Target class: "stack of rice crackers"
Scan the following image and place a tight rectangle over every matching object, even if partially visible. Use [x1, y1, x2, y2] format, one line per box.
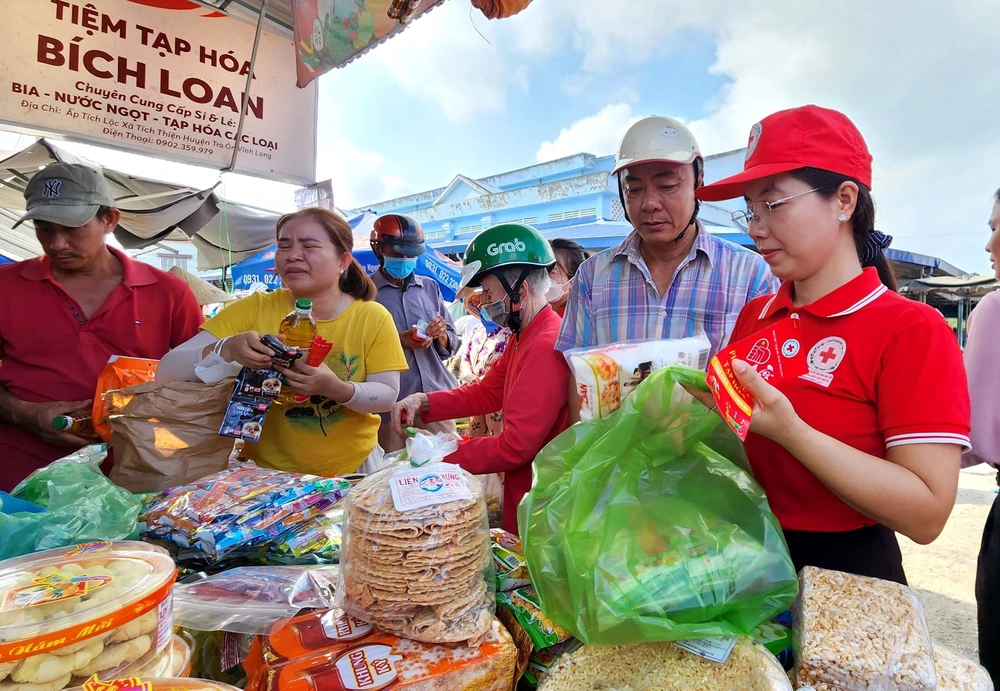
[342, 472, 494, 645]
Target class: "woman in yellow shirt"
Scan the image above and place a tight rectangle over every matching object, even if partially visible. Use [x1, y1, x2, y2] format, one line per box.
[157, 208, 407, 476]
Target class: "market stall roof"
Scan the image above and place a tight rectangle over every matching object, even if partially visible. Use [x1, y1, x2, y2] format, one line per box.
[900, 274, 999, 300]
[0, 138, 281, 269]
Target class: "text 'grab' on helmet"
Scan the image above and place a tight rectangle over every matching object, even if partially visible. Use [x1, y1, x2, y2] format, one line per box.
[613, 115, 704, 230]
[370, 213, 426, 257]
[458, 223, 555, 292]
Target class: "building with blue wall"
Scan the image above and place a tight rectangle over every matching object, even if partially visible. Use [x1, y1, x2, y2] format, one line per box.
[348, 149, 962, 280]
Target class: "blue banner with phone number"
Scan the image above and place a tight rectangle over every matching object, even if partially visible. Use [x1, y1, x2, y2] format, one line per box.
[230, 247, 462, 302]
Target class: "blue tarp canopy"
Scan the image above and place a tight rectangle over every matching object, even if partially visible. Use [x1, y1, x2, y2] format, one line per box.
[230, 211, 463, 301]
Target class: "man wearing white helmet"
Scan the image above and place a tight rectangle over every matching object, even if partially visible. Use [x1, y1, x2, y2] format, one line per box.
[557, 116, 778, 411]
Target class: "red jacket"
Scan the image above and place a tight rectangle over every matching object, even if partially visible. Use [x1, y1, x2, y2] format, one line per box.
[424, 306, 569, 535]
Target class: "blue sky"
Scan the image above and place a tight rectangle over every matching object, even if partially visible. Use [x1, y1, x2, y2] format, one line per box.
[4, 0, 998, 275]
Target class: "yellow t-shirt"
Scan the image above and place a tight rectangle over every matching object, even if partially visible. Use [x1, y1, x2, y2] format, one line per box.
[203, 290, 407, 476]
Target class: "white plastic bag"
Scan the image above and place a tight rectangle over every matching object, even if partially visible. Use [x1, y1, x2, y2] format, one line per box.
[566, 337, 710, 421]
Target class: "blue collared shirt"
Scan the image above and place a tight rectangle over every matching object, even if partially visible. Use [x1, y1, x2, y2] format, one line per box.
[372, 270, 458, 399]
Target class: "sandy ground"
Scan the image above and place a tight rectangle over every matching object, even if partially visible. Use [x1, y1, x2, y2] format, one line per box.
[898, 465, 996, 659]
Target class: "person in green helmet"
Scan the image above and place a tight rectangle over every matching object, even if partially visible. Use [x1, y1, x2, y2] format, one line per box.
[392, 223, 570, 535]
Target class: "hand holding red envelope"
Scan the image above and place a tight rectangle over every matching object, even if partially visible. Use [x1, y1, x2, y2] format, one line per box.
[706, 318, 808, 440]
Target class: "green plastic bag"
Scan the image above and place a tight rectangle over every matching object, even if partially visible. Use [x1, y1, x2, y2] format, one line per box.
[0, 444, 141, 559]
[518, 364, 798, 645]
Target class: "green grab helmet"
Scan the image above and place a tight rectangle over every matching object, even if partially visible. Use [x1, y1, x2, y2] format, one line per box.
[459, 223, 556, 291]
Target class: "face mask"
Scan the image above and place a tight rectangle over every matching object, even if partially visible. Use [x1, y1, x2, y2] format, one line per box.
[545, 281, 569, 304]
[480, 299, 509, 330]
[383, 256, 417, 279]
[478, 308, 502, 335]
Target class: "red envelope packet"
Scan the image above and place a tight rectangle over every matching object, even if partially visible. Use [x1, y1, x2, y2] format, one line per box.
[706, 317, 807, 440]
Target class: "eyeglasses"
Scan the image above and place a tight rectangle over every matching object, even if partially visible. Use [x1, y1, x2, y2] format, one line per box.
[732, 188, 819, 233]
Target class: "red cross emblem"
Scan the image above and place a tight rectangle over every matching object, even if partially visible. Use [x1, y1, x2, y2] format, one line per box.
[819, 347, 837, 364]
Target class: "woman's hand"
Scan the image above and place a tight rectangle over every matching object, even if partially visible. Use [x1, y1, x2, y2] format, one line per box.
[684, 359, 804, 445]
[392, 393, 429, 436]
[274, 360, 354, 402]
[219, 331, 275, 369]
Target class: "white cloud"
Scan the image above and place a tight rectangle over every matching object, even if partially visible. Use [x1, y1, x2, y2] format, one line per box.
[536, 103, 639, 163]
[525, 0, 1000, 274]
[367, 0, 528, 123]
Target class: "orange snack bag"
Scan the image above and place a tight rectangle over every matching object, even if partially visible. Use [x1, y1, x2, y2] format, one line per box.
[92, 356, 159, 441]
[245, 609, 517, 691]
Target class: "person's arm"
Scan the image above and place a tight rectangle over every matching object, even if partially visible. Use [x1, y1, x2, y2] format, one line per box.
[965, 293, 1000, 467]
[557, 259, 595, 425]
[432, 287, 458, 359]
[155, 331, 219, 382]
[688, 315, 969, 545]
[0, 386, 93, 447]
[446, 347, 569, 475]
[425, 348, 509, 421]
[342, 371, 399, 414]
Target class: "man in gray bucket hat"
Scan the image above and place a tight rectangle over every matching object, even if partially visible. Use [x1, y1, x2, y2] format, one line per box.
[0, 163, 203, 488]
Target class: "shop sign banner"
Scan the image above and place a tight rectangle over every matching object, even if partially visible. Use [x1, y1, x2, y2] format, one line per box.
[0, 0, 318, 184]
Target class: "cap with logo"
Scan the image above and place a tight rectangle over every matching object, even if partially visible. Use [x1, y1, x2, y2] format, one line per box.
[697, 105, 873, 202]
[613, 115, 701, 175]
[459, 223, 555, 291]
[13, 162, 117, 229]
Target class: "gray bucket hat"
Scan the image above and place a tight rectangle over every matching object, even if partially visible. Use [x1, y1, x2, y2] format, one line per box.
[14, 162, 116, 229]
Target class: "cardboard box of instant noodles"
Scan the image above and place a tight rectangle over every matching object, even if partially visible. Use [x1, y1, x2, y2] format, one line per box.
[244, 608, 517, 691]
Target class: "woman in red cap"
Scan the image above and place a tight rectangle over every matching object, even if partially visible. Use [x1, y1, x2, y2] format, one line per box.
[692, 105, 970, 583]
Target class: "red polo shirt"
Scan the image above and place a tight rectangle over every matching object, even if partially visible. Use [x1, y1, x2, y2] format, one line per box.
[423, 306, 570, 535]
[730, 268, 970, 533]
[0, 247, 203, 490]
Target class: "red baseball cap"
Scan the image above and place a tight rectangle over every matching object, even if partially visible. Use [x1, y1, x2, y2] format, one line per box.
[696, 105, 873, 202]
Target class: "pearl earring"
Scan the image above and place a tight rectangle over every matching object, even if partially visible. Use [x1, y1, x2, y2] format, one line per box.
[838, 214, 848, 222]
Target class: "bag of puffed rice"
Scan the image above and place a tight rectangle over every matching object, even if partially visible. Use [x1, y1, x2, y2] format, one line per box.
[934, 643, 994, 691]
[537, 638, 792, 690]
[794, 566, 936, 691]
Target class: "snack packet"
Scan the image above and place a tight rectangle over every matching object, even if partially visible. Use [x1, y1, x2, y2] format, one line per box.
[566, 337, 710, 422]
[496, 586, 572, 651]
[490, 529, 530, 592]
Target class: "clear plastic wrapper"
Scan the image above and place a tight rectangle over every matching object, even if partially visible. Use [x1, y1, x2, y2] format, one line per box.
[794, 566, 936, 691]
[245, 610, 517, 691]
[490, 529, 530, 592]
[263, 506, 344, 565]
[338, 454, 495, 645]
[934, 643, 994, 691]
[1, 445, 141, 560]
[496, 586, 571, 651]
[565, 336, 710, 421]
[139, 466, 351, 565]
[520, 365, 797, 645]
[117, 633, 195, 679]
[66, 679, 241, 691]
[538, 638, 792, 690]
[0, 541, 177, 691]
[173, 567, 338, 634]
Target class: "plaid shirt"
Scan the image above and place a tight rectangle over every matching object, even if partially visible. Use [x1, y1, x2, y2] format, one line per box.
[556, 224, 779, 357]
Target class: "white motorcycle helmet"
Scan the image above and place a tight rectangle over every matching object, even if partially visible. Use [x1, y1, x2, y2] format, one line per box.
[613, 116, 704, 232]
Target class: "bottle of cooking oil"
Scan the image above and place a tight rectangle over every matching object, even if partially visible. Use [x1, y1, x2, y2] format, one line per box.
[276, 298, 318, 405]
[52, 415, 97, 438]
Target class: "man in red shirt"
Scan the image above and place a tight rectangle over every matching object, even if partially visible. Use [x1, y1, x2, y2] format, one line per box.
[0, 163, 203, 489]
[392, 223, 570, 535]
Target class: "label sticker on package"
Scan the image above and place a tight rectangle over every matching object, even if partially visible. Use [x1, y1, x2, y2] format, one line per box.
[706, 317, 807, 440]
[2, 574, 113, 611]
[675, 636, 738, 664]
[390, 463, 473, 511]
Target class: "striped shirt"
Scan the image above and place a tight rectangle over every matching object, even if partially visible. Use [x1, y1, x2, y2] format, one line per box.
[556, 224, 779, 357]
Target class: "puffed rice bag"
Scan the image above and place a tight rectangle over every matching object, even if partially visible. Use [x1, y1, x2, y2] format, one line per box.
[934, 643, 994, 691]
[794, 566, 936, 691]
[537, 638, 792, 690]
